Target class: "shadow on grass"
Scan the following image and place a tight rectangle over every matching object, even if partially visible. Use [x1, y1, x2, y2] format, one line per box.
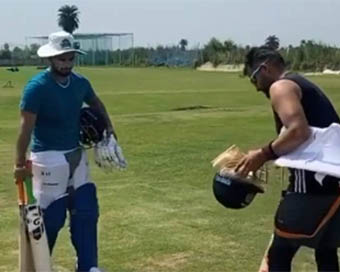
[172, 105, 212, 111]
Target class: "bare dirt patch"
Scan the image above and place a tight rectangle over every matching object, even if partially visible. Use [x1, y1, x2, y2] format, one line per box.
[144, 252, 192, 271]
[197, 62, 244, 72]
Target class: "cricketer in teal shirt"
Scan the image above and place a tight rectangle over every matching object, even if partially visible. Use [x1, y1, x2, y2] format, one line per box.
[20, 69, 95, 152]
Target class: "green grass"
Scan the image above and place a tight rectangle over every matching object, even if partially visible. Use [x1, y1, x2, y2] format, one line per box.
[1, 67, 340, 271]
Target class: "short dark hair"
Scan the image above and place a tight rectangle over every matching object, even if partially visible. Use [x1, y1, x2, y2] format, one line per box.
[243, 46, 285, 76]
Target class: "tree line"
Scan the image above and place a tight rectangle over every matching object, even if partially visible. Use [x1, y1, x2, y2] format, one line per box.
[2, 4, 340, 71]
[2, 35, 340, 71]
[199, 35, 340, 71]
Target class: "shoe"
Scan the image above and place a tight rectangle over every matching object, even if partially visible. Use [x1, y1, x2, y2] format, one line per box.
[89, 267, 104, 272]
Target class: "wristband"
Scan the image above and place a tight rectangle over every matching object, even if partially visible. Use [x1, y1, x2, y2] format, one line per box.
[261, 141, 279, 160]
[14, 166, 25, 171]
[269, 141, 279, 159]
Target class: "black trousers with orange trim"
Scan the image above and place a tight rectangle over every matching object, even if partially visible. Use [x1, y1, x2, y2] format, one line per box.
[267, 234, 339, 272]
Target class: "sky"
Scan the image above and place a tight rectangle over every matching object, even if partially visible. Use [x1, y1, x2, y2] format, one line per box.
[1, 0, 340, 49]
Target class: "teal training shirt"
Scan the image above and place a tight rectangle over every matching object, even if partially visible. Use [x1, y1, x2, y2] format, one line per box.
[20, 69, 96, 152]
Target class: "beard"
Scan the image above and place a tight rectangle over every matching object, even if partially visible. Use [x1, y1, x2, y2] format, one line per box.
[52, 67, 72, 77]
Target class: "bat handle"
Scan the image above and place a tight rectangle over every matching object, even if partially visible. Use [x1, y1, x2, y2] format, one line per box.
[16, 160, 33, 204]
[16, 178, 26, 204]
[24, 160, 36, 204]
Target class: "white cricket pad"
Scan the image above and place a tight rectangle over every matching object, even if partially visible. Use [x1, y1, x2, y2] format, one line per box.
[30, 149, 93, 209]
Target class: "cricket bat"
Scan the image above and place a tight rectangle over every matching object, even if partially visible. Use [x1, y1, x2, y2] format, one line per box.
[17, 160, 52, 272]
[17, 176, 35, 272]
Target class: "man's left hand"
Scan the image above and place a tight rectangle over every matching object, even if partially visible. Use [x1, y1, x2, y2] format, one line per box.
[235, 149, 267, 177]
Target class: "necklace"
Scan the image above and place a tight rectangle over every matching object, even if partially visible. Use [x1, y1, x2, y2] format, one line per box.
[279, 71, 290, 79]
[55, 76, 70, 88]
[47, 68, 71, 88]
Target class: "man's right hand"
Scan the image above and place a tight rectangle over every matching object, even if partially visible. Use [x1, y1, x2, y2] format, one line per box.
[13, 165, 32, 182]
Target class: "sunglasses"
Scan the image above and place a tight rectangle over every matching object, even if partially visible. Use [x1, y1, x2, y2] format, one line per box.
[249, 60, 268, 84]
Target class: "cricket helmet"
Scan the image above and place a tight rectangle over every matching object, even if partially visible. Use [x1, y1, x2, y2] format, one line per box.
[79, 107, 106, 147]
[212, 172, 264, 209]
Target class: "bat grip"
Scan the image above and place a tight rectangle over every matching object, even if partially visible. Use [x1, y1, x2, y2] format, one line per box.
[24, 160, 36, 204]
[16, 160, 32, 204]
[16, 178, 25, 204]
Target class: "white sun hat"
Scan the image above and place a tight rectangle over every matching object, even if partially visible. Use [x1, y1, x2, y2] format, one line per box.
[37, 31, 85, 58]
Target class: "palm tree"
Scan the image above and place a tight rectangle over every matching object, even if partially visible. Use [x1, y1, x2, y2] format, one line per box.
[265, 35, 280, 50]
[58, 5, 80, 34]
[179, 39, 188, 51]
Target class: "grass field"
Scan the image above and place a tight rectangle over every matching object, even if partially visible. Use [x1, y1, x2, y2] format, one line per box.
[1, 67, 340, 271]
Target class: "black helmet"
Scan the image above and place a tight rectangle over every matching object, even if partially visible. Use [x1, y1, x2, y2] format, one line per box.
[212, 172, 264, 209]
[79, 107, 106, 147]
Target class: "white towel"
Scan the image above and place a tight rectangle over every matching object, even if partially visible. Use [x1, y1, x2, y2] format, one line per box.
[275, 123, 340, 179]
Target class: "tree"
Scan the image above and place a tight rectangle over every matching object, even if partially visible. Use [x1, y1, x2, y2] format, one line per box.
[223, 39, 236, 52]
[202, 38, 226, 66]
[0, 43, 11, 59]
[4, 43, 10, 51]
[223, 39, 237, 63]
[265, 35, 280, 50]
[179, 39, 188, 51]
[58, 5, 80, 34]
[12, 46, 24, 59]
